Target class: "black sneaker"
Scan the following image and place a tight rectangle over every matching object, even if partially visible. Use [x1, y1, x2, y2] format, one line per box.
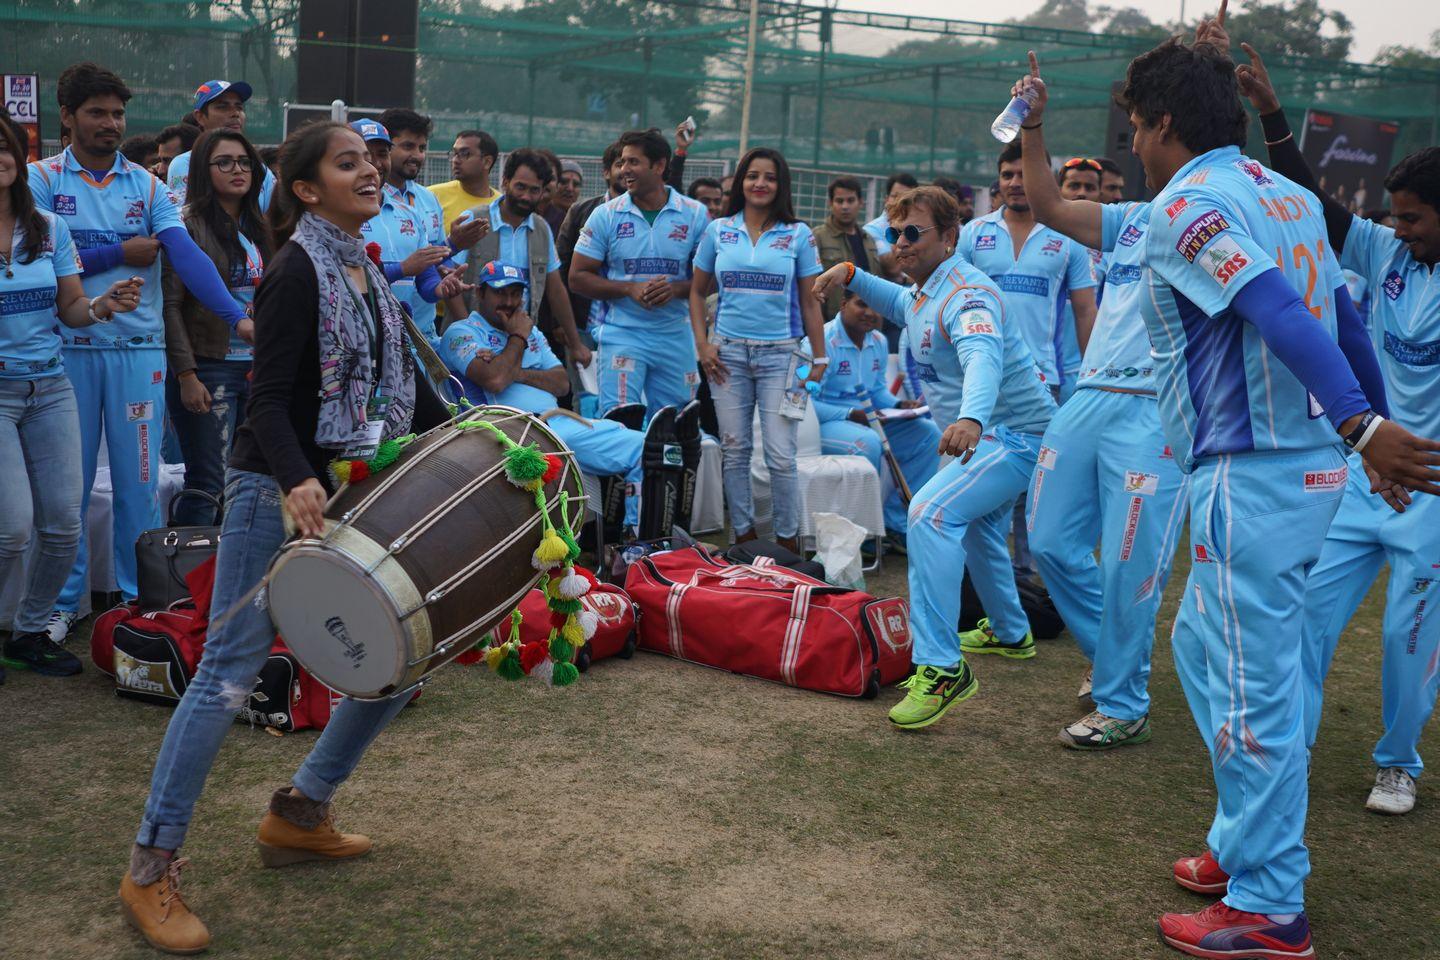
[1, 631, 83, 677]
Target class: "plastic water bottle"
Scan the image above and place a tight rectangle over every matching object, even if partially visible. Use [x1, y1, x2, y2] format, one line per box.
[991, 88, 1038, 143]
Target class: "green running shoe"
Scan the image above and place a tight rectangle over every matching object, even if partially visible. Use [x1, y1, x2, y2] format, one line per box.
[958, 617, 1036, 659]
[1059, 710, 1151, 750]
[887, 662, 978, 730]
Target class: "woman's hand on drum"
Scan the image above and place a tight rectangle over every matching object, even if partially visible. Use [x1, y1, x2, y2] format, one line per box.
[287, 477, 328, 539]
[698, 341, 728, 386]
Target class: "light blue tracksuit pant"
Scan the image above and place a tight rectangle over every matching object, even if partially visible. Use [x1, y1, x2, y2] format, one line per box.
[59, 348, 167, 608]
[548, 416, 644, 529]
[908, 424, 1040, 669]
[1301, 457, 1440, 779]
[1171, 446, 1347, 916]
[1028, 389, 1189, 720]
[820, 416, 941, 534]
[594, 323, 698, 417]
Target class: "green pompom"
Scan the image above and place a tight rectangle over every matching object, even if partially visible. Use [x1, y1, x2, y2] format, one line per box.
[552, 661, 580, 687]
[548, 597, 582, 616]
[503, 443, 549, 486]
[369, 434, 415, 473]
[549, 635, 575, 663]
[497, 648, 525, 681]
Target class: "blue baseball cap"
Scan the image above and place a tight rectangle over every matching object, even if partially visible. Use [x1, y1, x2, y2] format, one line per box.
[193, 79, 253, 111]
[477, 261, 526, 289]
[349, 119, 391, 144]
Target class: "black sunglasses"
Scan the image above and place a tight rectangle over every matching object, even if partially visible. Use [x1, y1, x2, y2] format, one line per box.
[884, 224, 936, 245]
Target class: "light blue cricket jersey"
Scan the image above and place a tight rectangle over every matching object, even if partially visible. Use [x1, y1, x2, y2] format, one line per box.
[958, 208, 1096, 385]
[28, 147, 183, 348]
[1076, 201, 1158, 394]
[0, 211, 81, 379]
[452, 197, 561, 314]
[361, 188, 430, 315]
[848, 251, 1055, 435]
[1341, 214, 1440, 440]
[803, 316, 898, 423]
[1144, 146, 1348, 472]
[221, 230, 263, 361]
[863, 212, 892, 255]
[575, 186, 708, 331]
[1056, 244, 1106, 388]
[383, 179, 448, 337]
[694, 214, 822, 341]
[166, 150, 276, 213]
[440, 313, 561, 412]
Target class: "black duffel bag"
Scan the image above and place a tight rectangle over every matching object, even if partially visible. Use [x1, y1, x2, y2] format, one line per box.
[135, 490, 222, 612]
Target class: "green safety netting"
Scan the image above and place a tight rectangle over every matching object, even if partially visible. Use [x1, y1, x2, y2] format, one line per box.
[5, 0, 1438, 185]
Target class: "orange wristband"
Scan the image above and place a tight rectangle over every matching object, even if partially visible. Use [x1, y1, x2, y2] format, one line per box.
[844, 261, 856, 285]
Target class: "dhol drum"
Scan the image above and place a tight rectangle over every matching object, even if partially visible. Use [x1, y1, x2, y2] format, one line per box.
[267, 406, 585, 699]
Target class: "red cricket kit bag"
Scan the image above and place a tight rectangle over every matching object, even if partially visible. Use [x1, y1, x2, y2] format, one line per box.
[456, 573, 639, 670]
[625, 546, 912, 698]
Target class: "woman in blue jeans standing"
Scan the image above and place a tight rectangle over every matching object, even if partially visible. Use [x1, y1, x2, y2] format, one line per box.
[118, 121, 451, 954]
[689, 148, 825, 551]
[163, 129, 273, 526]
[0, 113, 142, 683]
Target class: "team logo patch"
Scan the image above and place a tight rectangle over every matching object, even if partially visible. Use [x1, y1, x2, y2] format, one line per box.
[1193, 544, 1212, 563]
[1123, 470, 1159, 495]
[1234, 157, 1274, 186]
[975, 235, 997, 251]
[771, 234, 793, 251]
[719, 230, 740, 244]
[1161, 445, 1174, 460]
[1037, 446, 1058, 470]
[1088, 248, 1103, 265]
[962, 312, 996, 336]
[1412, 578, 1435, 596]
[836, 359, 851, 375]
[1117, 224, 1143, 247]
[151, 370, 163, 384]
[616, 221, 634, 238]
[54, 194, 77, 216]
[1304, 467, 1347, 492]
[1383, 271, 1405, 301]
[124, 199, 145, 222]
[1165, 197, 1189, 221]
[919, 326, 933, 351]
[668, 223, 689, 243]
[610, 354, 636, 372]
[1175, 211, 1230, 263]
[126, 401, 153, 422]
[1201, 236, 1250, 287]
[1041, 237, 1063, 254]
[399, 219, 416, 236]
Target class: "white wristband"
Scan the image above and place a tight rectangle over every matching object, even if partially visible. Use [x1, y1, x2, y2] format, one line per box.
[1353, 413, 1385, 454]
[811, 357, 830, 366]
[88, 299, 112, 324]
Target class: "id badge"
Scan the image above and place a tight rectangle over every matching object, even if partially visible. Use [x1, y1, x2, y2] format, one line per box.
[344, 396, 390, 460]
[779, 386, 809, 420]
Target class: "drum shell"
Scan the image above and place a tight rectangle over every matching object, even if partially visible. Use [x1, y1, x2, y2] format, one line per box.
[270, 408, 583, 697]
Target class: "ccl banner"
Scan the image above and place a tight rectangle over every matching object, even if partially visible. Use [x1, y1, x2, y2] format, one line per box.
[3, 74, 42, 162]
[1300, 109, 1399, 214]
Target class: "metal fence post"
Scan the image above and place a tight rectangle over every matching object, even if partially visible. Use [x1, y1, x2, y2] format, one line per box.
[526, 62, 537, 145]
[640, 37, 653, 128]
[812, 8, 831, 166]
[929, 67, 940, 177]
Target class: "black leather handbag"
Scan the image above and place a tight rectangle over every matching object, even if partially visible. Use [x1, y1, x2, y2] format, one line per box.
[135, 490, 222, 612]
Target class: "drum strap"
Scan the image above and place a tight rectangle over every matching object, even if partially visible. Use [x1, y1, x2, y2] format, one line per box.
[402, 310, 456, 401]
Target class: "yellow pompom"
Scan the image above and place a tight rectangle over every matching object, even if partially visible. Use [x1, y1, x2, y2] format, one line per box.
[532, 529, 570, 569]
[331, 461, 352, 485]
[561, 616, 585, 647]
[484, 645, 507, 671]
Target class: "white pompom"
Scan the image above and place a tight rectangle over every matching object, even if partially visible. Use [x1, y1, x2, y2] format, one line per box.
[556, 570, 590, 599]
[532, 659, 555, 685]
[577, 609, 599, 640]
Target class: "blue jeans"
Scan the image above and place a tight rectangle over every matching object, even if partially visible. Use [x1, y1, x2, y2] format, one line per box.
[711, 336, 801, 540]
[0, 376, 84, 634]
[136, 469, 413, 851]
[166, 359, 251, 526]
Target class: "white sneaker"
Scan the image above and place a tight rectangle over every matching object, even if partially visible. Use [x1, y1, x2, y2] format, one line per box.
[1366, 767, 1417, 815]
[44, 610, 78, 645]
[1077, 667, 1093, 699]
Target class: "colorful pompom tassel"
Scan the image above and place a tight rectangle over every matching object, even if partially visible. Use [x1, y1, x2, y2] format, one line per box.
[541, 453, 564, 484]
[497, 647, 525, 681]
[561, 617, 585, 648]
[484, 645, 508, 672]
[577, 609, 599, 640]
[551, 661, 580, 687]
[532, 529, 570, 570]
[555, 568, 590, 600]
[548, 634, 575, 664]
[519, 641, 549, 674]
[531, 659, 554, 685]
[503, 443, 550, 490]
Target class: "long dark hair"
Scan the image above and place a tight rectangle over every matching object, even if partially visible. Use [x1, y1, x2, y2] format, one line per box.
[185, 129, 273, 264]
[0, 113, 49, 264]
[723, 147, 798, 223]
[271, 121, 349, 248]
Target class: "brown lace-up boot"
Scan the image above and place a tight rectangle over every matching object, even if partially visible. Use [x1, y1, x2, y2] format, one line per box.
[119, 850, 211, 955]
[255, 786, 372, 868]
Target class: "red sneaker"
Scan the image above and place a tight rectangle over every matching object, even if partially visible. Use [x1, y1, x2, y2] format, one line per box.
[1173, 849, 1230, 895]
[1158, 901, 1314, 958]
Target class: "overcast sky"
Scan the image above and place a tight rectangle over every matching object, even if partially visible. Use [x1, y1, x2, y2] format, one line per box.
[835, 0, 1438, 62]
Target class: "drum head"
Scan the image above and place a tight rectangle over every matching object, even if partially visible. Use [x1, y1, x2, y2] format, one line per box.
[268, 547, 409, 698]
